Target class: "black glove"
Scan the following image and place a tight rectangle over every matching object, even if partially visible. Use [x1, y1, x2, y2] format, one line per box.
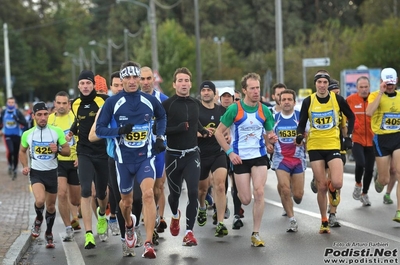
[344, 137, 353, 150]
[12, 114, 19, 122]
[199, 128, 209, 137]
[152, 123, 157, 135]
[295, 134, 304, 144]
[70, 119, 78, 135]
[118, 124, 134, 135]
[153, 138, 166, 154]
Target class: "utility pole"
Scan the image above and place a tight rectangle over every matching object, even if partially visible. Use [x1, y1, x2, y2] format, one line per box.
[3, 23, 12, 98]
[275, 0, 284, 83]
[149, 0, 159, 72]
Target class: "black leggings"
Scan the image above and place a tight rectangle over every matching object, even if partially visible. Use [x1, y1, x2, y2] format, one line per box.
[165, 151, 200, 231]
[352, 143, 375, 194]
[5, 135, 20, 170]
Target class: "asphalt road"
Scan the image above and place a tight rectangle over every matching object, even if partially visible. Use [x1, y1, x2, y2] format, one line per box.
[18, 166, 400, 265]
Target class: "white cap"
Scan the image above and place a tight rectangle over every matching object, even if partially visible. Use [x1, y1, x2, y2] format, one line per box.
[381, 68, 397, 84]
[218, 87, 234, 97]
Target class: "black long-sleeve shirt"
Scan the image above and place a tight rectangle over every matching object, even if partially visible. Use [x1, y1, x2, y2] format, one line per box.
[297, 93, 355, 136]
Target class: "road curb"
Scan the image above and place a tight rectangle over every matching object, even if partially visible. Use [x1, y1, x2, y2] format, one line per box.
[4, 191, 35, 265]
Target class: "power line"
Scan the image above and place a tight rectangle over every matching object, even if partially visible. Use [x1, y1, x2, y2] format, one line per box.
[154, 0, 182, 9]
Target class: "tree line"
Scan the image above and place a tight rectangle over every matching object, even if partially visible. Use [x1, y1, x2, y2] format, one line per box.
[0, 0, 399, 103]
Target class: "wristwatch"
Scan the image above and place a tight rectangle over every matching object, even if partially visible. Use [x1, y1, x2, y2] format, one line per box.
[58, 145, 63, 153]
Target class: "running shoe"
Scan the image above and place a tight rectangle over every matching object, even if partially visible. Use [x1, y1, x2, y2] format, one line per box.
[142, 242, 156, 259]
[157, 218, 167, 233]
[352, 184, 362, 200]
[84, 232, 96, 249]
[319, 221, 330, 234]
[71, 219, 81, 230]
[121, 239, 135, 257]
[360, 194, 371, 206]
[97, 207, 108, 242]
[393, 211, 400, 223]
[251, 233, 265, 247]
[328, 185, 340, 207]
[135, 226, 143, 247]
[12, 170, 17, 180]
[109, 218, 120, 236]
[45, 233, 55, 249]
[152, 230, 159, 246]
[170, 210, 181, 236]
[383, 194, 393, 204]
[215, 222, 228, 237]
[125, 214, 137, 248]
[374, 179, 384, 193]
[182, 231, 198, 246]
[328, 214, 341, 228]
[286, 219, 298, 233]
[63, 226, 74, 242]
[310, 178, 317, 194]
[31, 217, 42, 238]
[8, 166, 12, 176]
[197, 208, 207, 226]
[212, 211, 218, 225]
[232, 215, 243, 230]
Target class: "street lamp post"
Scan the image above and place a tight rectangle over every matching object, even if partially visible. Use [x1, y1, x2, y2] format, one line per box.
[117, 0, 159, 72]
[213, 36, 225, 78]
[63, 52, 78, 97]
[124, 27, 143, 61]
[90, 50, 107, 75]
[89, 39, 122, 79]
[194, 0, 202, 92]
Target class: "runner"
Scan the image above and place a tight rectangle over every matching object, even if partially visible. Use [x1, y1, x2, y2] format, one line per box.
[346, 76, 375, 206]
[272, 89, 306, 232]
[20, 102, 70, 248]
[296, 70, 354, 234]
[196, 81, 229, 237]
[215, 72, 275, 247]
[162, 67, 209, 246]
[96, 61, 167, 258]
[49, 91, 81, 241]
[366, 67, 400, 222]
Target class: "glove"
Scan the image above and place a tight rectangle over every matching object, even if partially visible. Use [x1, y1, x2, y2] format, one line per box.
[344, 137, 353, 150]
[153, 138, 166, 154]
[152, 123, 157, 135]
[70, 119, 78, 135]
[295, 134, 304, 144]
[118, 124, 134, 135]
[12, 114, 19, 122]
[199, 128, 209, 137]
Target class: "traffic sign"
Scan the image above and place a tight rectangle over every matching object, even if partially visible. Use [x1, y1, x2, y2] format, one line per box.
[302, 57, 330, 67]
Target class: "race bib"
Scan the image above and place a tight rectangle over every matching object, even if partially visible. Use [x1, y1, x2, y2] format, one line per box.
[381, 113, 400, 131]
[5, 120, 17, 128]
[277, 127, 296, 144]
[311, 110, 334, 130]
[32, 141, 55, 160]
[122, 124, 150, 148]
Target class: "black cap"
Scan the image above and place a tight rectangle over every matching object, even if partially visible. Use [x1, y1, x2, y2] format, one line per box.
[33, 102, 48, 113]
[200, 80, 216, 94]
[78, 70, 95, 84]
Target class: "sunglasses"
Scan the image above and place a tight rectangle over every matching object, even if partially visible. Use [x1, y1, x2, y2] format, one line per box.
[235, 98, 240, 101]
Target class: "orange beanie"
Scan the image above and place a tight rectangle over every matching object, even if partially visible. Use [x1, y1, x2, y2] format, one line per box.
[94, 75, 108, 94]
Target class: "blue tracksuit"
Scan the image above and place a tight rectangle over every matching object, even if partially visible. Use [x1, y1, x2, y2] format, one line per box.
[96, 90, 166, 164]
